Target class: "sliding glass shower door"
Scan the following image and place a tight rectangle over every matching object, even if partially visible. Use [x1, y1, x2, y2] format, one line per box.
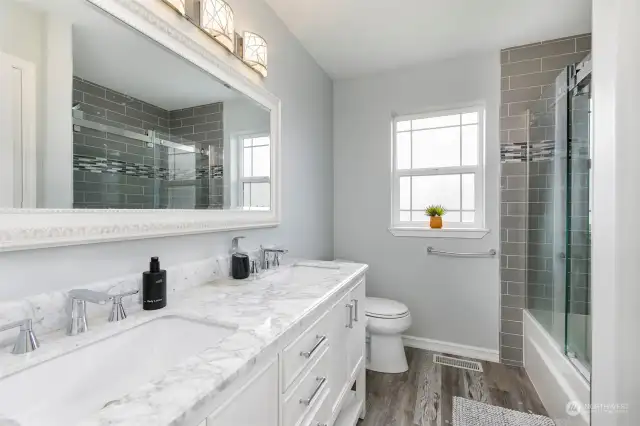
[526, 55, 592, 381]
[565, 65, 592, 377]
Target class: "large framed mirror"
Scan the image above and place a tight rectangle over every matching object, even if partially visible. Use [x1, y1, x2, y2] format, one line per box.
[0, 0, 281, 251]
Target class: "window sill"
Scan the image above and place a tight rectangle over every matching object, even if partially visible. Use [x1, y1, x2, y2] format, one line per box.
[388, 226, 490, 239]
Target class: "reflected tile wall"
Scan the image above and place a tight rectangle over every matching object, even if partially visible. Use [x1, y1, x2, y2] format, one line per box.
[72, 77, 224, 209]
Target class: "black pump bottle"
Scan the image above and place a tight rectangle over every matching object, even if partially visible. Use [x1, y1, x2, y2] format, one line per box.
[143, 257, 167, 310]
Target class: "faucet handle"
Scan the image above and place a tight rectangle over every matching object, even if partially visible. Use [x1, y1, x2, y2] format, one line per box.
[110, 289, 139, 302]
[108, 289, 139, 323]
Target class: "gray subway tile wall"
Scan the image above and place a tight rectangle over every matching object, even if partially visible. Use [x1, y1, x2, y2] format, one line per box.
[72, 77, 224, 209]
[164, 104, 224, 209]
[499, 34, 591, 366]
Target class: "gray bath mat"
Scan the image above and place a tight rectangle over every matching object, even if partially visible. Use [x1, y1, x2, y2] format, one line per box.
[453, 397, 555, 426]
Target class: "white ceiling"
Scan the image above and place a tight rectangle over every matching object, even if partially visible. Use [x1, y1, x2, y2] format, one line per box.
[71, 1, 238, 110]
[265, 0, 592, 79]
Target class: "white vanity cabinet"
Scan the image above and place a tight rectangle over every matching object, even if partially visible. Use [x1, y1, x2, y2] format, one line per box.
[326, 278, 366, 423]
[198, 274, 366, 426]
[347, 279, 366, 380]
[206, 357, 279, 426]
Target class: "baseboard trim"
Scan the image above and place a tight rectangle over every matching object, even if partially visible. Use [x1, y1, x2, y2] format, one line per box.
[402, 335, 500, 363]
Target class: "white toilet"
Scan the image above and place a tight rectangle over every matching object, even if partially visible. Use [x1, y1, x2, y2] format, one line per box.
[365, 297, 412, 373]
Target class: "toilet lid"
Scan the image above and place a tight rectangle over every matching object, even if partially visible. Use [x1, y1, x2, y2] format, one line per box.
[365, 297, 409, 319]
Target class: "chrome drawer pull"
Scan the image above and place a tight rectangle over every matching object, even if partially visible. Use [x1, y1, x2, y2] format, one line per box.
[346, 303, 354, 328]
[299, 377, 327, 406]
[353, 298, 359, 322]
[300, 335, 327, 358]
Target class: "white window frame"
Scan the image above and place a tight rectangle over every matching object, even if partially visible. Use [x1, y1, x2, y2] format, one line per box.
[389, 104, 489, 238]
[238, 133, 271, 211]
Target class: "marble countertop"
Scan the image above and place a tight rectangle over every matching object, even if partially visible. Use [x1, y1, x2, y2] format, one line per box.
[0, 261, 367, 426]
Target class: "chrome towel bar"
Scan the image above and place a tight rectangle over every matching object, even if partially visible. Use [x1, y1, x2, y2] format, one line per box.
[427, 247, 497, 258]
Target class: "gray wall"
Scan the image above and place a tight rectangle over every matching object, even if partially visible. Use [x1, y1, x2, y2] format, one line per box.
[334, 52, 501, 354]
[500, 34, 591, 366]
[0, 0, 334, 301]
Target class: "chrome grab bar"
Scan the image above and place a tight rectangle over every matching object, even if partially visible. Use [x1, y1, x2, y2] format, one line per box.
[427, 247, 497, 258]
[300, 335, 327, 358]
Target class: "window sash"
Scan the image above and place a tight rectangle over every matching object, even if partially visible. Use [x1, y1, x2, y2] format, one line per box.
[238, 134, 271, 209]
[391, 106, 485, 229]
[240, 176, 270, 184]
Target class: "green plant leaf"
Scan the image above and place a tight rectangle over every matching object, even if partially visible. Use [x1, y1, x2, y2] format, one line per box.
[425, 204, 447, 216]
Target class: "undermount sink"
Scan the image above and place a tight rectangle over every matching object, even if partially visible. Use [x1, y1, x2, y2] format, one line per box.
[266, 263, 341, 285]
[0, 316, 235, 425]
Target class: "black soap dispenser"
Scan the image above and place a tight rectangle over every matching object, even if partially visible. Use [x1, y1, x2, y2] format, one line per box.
[143, 257, 167, 310]
[231, 236, 250, 280]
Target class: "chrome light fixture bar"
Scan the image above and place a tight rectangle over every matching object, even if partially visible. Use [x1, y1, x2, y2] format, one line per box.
[243, 31, 268, 77]
[160, 0, 267, 78]
[200, 0, 235, 52]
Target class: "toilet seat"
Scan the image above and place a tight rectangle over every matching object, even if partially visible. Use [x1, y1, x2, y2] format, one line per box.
[365, 297, 409, 319]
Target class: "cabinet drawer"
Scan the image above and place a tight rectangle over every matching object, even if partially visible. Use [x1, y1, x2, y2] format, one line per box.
[307, 385, 332, 426]
[283, 346, 330, 426]
[282, 310, 330, 391]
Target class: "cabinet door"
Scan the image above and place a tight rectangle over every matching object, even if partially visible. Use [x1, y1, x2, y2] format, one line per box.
[348, 278, 366, 380]
[207, 358, 278, 426]
[326, 291, 351, 419]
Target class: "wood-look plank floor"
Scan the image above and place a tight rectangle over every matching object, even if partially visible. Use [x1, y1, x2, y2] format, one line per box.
[358, 347, 548, 426]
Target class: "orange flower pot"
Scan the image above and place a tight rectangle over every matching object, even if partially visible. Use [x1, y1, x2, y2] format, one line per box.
[430, 216, 443, 229]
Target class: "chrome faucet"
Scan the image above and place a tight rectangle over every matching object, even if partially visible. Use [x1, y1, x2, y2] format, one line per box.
[260, 245, 288, 270]
[0, 319, 39, 354]
[67, 289, 139, 336]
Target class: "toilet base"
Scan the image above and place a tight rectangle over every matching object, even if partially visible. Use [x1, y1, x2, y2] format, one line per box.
[367, 332, 408, 373]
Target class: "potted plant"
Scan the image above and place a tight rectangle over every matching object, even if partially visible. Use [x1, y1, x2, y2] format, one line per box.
[425, 205, 446, 229]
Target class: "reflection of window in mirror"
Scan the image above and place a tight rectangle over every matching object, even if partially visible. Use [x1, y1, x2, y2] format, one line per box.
[238, 135, 271, 210]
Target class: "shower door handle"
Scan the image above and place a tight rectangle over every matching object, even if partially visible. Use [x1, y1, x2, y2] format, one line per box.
[558, 252, 566, 260]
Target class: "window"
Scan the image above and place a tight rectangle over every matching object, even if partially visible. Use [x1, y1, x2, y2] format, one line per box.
[239, 135, 271, 210]
[391, 106, 485, 233]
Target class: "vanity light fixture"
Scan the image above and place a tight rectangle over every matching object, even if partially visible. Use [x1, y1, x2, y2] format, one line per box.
[161, 0, 186, 16]
[243, 31, 268, 77]
[201, 0, 235, 52]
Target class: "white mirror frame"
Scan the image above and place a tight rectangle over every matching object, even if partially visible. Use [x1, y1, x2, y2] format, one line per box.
[0, 0, 281, 252]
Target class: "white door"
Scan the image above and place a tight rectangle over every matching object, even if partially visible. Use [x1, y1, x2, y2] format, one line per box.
[347, 279, 366, 380]
[326, 291, 351, 419]
[0, 52, 36, 208]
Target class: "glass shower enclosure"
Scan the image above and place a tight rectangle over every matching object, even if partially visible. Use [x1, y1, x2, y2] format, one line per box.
[526, 54, 592, 380]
